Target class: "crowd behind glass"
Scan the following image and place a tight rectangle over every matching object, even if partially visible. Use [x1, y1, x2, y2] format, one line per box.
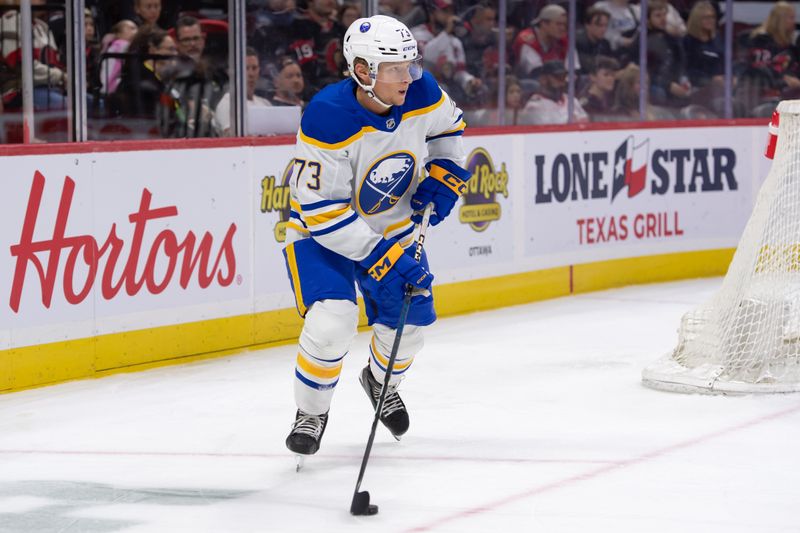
[0, 0, 792, 143]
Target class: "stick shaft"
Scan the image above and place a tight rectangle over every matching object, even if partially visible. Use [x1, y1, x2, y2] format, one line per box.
[352, 204, 433, 495]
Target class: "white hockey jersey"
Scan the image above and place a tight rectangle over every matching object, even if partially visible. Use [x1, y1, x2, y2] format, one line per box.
[286, 71, 467, 262]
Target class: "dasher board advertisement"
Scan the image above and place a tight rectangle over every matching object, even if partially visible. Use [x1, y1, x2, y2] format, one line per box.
[523, 126, 760, 268]
[0, 149, 253, 350]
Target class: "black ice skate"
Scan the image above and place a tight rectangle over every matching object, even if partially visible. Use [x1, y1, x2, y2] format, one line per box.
[286, 410, 328, 471]
[359, 365, 409, 440]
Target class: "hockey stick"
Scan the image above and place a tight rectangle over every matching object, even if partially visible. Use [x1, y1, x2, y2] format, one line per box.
[350, 203, 434, 516]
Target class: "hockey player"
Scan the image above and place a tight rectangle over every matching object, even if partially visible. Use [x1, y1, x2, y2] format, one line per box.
[282, 14, 470, 459]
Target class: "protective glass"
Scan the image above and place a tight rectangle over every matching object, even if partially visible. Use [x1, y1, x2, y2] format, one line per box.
[374, 57, 424, 83]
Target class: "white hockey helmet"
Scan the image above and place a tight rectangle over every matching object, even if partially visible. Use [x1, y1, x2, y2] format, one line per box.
[343, 15, 423, 99]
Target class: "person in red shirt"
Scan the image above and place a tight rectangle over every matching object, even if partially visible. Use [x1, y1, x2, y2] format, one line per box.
[513, 4, 576, 79]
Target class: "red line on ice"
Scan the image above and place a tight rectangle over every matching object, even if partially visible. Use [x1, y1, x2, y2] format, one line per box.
[406, 403, 800, 532]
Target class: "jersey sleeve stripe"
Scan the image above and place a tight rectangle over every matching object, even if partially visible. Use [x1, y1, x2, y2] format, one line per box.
[384, 222, 414, 242]
[393, 225, 415, 243]
[304, 205, 352, 226]
[289, 210, 307, 227]
[309, 211, 359, 236]
[286, 221, 309, 234]
[300, 198, 352, 211]
[426, 129, 464, 142]
[382, 217, 413, 237]
[443, 119, 467, 134]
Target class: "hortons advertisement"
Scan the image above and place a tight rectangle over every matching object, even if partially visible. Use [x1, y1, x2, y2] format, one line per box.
[0, 149, 253, 350]
[523, 127, 759, 267]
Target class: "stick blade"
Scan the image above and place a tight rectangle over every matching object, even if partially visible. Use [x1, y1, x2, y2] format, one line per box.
[350, 490, 379, 515]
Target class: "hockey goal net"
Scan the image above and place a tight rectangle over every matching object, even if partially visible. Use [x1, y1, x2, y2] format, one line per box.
[642, 100, 800, 394]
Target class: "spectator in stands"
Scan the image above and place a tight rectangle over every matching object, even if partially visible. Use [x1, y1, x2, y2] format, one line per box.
[214, 47, 272, 136]
[506, 76, 524, 111]
[379, 0, 426, 29]
[611, 61, 642, 118]
[645, 0, 690, 107]
[134, 0, 162, 29]
[579, 55, 619, 118]
[662, 2, 687, 39]
[430, 57, 471, 106]
[248, 0, 296, 77]
[276, 0, 344, 97]
[575, 6, 612, 74]
[100, 20, 137, 95]
[84, 7, 96, 43]
[513, 3, 573, 79]
[499, 75, 525, 125]
[269, 55, 306, 108]
[249, 0, 296, 40]
[411, 0, 483, 103]
[462, 75, 525, 126]
[611, 63, 674, 120]
[161, 15, 229, 138]
[631, 0, 687, 39]
[175, 16, 206, 64]
[670, 0, 719, 22]
[94, 0, 137, 38]
[519, 60, 588, 124]
[84, 8, 103, 111]
[744, 1, 800, 99]
[338, 2, 361, 32]
[0, 0, 67, 110]
[461, 1, 500, 79]
[593, 0, 637, 57]
[111, 27, 176, 121]
[162, 50, 228, 137]
[683, 0, 724, 112]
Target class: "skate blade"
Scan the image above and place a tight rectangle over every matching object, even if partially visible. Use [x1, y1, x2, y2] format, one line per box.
[295, 454, 305, 472]
[392, 434, 402, 442]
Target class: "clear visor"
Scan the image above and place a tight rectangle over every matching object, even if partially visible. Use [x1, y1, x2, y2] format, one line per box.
[373, 57, 424, 83]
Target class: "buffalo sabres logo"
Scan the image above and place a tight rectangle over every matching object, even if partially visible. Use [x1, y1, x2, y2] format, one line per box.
[357, 152, 416, 215]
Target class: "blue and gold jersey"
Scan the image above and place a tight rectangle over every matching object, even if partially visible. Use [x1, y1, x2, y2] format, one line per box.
[286, 71, 466, 261]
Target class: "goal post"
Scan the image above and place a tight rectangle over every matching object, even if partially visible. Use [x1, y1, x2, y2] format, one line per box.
[642, 100, 800, 394]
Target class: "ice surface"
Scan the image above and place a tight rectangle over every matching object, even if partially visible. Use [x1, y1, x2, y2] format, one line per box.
[1, 278, 799, 532]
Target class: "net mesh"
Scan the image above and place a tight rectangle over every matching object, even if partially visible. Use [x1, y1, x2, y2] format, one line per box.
[643, 100, 800, 393]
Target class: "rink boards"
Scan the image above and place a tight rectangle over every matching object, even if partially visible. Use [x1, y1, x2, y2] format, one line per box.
[0, 120, 770, 392]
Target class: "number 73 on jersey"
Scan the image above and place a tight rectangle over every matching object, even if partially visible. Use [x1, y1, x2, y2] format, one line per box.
[292, 158, 322, 191]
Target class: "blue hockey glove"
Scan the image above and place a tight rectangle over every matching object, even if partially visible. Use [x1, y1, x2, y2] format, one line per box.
[359, 238, 433, 293]
[410, 159, 471, 226]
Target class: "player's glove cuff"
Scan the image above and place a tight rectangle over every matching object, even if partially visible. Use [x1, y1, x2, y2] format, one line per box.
[361, 239, 405, 281]
[359, 238, 433, 290]
[425, 159, 471, 196]
[410, 159, 472, 225]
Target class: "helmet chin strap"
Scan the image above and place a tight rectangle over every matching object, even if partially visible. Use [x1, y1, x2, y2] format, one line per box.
[352, 74, 392, 110]
[366, 89, 392, 110]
